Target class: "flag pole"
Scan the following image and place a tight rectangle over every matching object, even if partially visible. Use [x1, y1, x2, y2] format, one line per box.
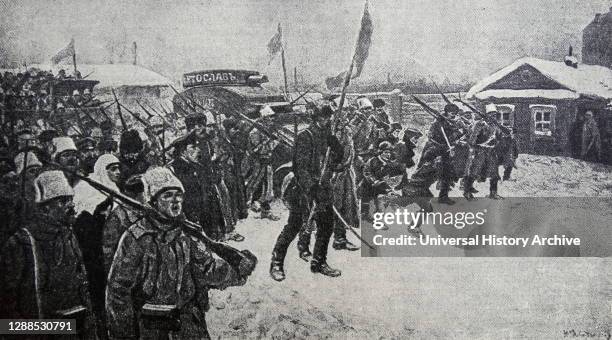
[281, 45, 289, 100]
[293, 66, 298, 92]
[72, 42, 77, 75]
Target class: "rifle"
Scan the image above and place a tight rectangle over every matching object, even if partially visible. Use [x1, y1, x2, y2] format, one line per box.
[431, 81, 452, 105]
[169, 84, 197, 112]
[288, 86, 316, 106]
[135, 100, 154, 119]
[77, 107, 100, 127]
[111, 88, 128, 131]
[119, 102, 151, 128]
[411, 95, 458, 128]
[455, 98, 511, 137]
[54, 162, 257, 270]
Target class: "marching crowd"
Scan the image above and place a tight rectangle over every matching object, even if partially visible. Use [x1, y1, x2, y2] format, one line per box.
[0, 78, 521, 338]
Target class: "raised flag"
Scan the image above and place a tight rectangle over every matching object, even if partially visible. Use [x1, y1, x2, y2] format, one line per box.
[51, 38, 75, 65]
[324, 1, 373, 89]
[325, 71, 347, 90]
[267, 23, 283, 65]
[352, 1, 373, 79]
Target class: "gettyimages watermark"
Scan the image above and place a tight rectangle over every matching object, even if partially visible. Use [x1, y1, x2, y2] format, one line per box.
[361, 197, 612, 257]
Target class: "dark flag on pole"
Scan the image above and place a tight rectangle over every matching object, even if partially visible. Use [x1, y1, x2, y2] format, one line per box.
[325, 1, 373, 90]
[51, 38, 75, 65]
[351, 0, 373, 79]
[267, 23, 283, 65]
[325, 71, 347, 90]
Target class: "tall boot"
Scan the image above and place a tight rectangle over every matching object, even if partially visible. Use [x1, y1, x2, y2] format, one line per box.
[437, 181, 455, 205]
[488, 179, 503, 199]
[463, 176, 475, 200]
[503, 167, 512, 181]
[311, 208, 341, 277]
[270, 253, 285, 282]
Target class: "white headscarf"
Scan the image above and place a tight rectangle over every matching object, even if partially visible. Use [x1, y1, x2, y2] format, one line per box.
[73, 154, 120, 215]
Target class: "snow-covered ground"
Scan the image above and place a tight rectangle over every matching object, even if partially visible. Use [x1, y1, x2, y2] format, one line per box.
[204, 96, 612, 339]
[205, 153, 612, 339]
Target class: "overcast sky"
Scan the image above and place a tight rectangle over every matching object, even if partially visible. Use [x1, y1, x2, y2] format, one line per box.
[1, 0, 609, 85]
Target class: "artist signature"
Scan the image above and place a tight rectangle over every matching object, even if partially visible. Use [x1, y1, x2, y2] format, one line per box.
[562, 329, 611, 339]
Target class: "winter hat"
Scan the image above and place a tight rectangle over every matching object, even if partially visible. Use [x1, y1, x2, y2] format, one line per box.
[120, 130, 144, 154]
[356, 97, 374, 110]
[378, 141, 392, 151]
[372, 98, 386, 108]
[185, 113, 207, 129]
[34, 170, 74, 203]
[485, 104, 498, 114]
[403, 127, 423, 138]
[444, 104, 459, 115]
[51, 137, 77, 161]
[14, 151, 43, 175]
[142, 167, 184, 202]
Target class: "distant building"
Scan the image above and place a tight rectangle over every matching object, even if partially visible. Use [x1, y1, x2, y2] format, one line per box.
[467, 57, 612, 163]
[583, 7, 612, 68]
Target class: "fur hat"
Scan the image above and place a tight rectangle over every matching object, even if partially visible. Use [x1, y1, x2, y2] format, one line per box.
[357, 97, 374, 110]
[404, 127, 423, 138]
[142, 167, 184, 201]
[14, 151, 42, 175]
[378, 141, 392, 150]
[444, 104, 459, 114]
[372, 98, 386, 108]
[185, 113, 207, 129]
[120, 130, 144, 154]
[485, 104, 498, 114]
[51, 137, 77, 161]
[34, 170, 74, 203]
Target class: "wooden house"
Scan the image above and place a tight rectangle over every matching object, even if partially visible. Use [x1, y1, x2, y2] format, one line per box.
[466, 57, 612, 160]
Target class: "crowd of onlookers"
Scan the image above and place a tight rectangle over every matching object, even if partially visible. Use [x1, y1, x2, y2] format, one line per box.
[0, 68, 96, 113]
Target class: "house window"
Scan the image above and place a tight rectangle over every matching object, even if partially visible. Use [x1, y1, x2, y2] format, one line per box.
[496, 104, 515, 128]
[529, 104, 556, 137]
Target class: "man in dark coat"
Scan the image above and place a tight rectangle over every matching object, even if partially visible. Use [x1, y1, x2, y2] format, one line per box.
[222, 118, 249, 221]
[270, 105, 344, 281]
[415, 104, 461, 204]
[118, 129, 151, 190]
[581, 111, 601, 162]
[106, 167, 255, 339]
[170, 113, 242, 241]
[359, 141, 395, 219]
[0, 170, 95, 337]
[463, 104, 503, 199]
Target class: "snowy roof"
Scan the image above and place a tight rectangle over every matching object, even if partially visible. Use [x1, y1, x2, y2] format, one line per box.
[467, 57, 612, 100]
[25, 64, 172, 89]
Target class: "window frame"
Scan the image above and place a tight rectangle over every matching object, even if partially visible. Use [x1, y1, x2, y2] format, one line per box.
[495, 104, 515, 128]
[529, 104, 556, 137]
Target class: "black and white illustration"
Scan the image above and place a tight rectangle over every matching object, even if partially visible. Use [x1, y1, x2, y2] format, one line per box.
[0, 1, 611, 339]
